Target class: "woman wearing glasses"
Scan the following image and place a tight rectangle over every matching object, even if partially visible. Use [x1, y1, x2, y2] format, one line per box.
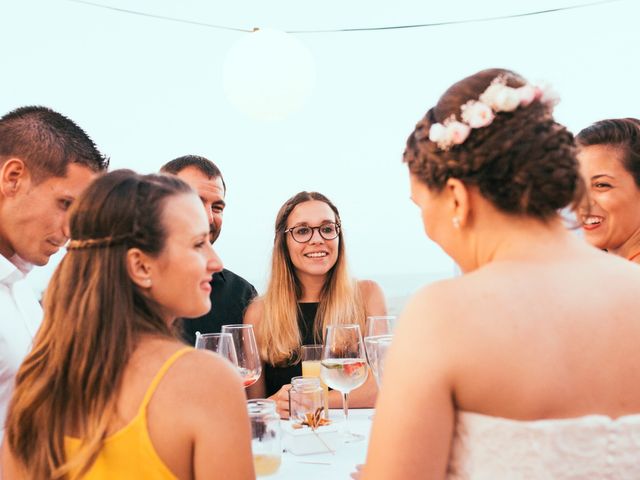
[244, 191, 386, 415]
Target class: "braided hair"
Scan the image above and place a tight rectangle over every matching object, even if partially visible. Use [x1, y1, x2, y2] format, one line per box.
[404, 68, 582, 219]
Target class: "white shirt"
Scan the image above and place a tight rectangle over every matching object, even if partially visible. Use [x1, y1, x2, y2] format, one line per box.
[0, 254, 42, 435]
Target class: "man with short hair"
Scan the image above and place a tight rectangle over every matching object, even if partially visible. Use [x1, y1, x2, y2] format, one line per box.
[0, 105, 108, 432]
[161, 155, 257, 345]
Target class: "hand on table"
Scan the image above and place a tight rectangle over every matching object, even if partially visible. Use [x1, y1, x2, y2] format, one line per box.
[269, 384, 291, 419]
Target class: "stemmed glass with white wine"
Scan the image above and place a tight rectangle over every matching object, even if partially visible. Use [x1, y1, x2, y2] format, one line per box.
[221, 324, 262, 388]
[320, 324, 368, 442]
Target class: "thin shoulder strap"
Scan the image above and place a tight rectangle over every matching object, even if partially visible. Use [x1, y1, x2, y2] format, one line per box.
[140, 347, 193, 411]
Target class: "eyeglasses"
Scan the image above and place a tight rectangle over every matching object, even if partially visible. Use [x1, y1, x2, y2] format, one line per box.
[284, 222, 341, 243]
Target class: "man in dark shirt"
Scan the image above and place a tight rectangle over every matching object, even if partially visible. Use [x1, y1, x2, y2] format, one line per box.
[160, 155, 257, 345]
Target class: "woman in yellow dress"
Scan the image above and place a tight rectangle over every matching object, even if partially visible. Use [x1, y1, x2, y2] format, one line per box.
[2, 170, 254, 479]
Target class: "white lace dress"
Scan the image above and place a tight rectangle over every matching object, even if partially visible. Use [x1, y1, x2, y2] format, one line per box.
[447, 412, 640, 479]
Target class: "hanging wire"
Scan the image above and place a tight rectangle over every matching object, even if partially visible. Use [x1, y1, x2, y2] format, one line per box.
[66, 0, 624, 34]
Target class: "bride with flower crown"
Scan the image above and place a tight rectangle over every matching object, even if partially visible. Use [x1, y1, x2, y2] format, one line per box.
[360, 68, 640, 479]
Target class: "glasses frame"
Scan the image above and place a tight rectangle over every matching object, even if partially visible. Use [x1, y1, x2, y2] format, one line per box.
[284, 222, 341, 243]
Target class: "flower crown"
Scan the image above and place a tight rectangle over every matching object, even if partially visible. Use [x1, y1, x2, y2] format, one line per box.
[428, 76, 559, 151]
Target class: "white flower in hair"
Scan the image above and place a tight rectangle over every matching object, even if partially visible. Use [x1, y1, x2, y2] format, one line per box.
[493, 87, 520, 112]
[479, 76, 519, 112]
[447, 121, 471, 145]
[478, 80, 505, 110]
[428, 118, 470, 150]
[426, 75, 558, 151]
[428, 122, 447, 144]
[461, 100, 494, 128]
[517, 84, 537, 107]
[536, 81, 560, 106]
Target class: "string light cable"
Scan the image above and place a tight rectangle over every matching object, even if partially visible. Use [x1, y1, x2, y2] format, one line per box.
[65, 0, 626, 34]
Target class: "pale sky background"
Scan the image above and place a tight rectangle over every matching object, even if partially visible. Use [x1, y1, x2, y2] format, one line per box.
[1, 0, 639, 302]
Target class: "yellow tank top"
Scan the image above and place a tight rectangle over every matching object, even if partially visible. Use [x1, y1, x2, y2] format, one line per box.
[65, 347, 193, 479]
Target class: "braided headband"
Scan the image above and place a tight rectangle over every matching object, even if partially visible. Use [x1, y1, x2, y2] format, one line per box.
[427, 76, 560, 151]
[66, 233, 132, 250]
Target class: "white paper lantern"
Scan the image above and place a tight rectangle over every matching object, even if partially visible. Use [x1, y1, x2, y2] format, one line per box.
[223, 28, 316, 121]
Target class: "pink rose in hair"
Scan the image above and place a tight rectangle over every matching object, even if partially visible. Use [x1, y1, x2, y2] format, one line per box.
[461, 101, 495, 128]
[517, 85, 536, 106]
[447, 121, 471, 145]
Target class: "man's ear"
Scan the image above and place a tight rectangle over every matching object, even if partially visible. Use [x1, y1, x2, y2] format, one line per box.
[126, 247, 154, 289]
[0, 158, 28, 197]
[445, 178, 471, 228]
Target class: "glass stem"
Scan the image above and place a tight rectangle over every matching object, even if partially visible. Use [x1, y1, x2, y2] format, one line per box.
[342, 392, 350, 434]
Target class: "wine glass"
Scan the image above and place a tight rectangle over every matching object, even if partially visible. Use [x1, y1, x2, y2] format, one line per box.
[320, 324, 368, 442]
[221, 324, 262, 388]
[366, 315, 397, 337]
[194, 332, 239, 367]
[364, 334, 393, 387]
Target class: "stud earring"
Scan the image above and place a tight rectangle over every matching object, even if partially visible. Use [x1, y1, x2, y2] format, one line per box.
[146, 278, 152, 287]
[452, 217, 461, 229]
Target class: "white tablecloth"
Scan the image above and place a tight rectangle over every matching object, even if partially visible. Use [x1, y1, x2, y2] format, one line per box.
[270, 409, 373, 479]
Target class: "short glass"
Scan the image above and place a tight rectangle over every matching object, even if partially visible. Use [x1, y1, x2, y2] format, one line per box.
[288, 376, 325, 424]
[247, 399, 282, 477]
[301, 344, 329, 417]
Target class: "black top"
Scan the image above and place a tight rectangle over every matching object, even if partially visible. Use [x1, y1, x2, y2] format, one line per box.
[179, 268, 257, 346]
[264, 302, 319, 396]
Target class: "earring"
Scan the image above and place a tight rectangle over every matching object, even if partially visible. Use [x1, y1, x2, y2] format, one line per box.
[145, 278, 152, 287]
[452, 217, 461, 229]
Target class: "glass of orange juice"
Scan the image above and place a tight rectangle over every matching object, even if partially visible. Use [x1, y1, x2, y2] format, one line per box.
[301, 344, 329, 418]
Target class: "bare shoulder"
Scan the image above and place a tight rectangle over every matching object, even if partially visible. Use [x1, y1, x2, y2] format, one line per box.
[356, 279, 387, 316]
[173, 348, 242, 393]
[243, 296, 265, 327]
[397, 276, 485, 353]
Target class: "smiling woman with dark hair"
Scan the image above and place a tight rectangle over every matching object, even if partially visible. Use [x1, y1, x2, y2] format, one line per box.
[576, 118, 640, 264]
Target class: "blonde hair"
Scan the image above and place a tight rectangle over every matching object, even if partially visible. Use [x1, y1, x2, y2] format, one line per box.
[5, 170, 192, 479]
[258, 192, 365, 365]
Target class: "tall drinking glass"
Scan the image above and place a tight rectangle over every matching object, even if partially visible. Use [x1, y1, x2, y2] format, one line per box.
[366, 315, 397, 337]
[364, 334, 393, 386]
[320, 324, 368, 442]
[221, 324, 262, 388]
[194, 332, 239, 367]
[301, 344, 330, 417]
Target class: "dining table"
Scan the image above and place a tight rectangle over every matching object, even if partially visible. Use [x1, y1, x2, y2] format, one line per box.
[270, 408, 373, 479]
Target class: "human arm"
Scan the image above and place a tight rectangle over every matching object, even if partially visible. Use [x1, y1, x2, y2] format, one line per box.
[359, 279, 387, 318]
[361, 284, 457, 479]
[189, 353, 255, 480]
